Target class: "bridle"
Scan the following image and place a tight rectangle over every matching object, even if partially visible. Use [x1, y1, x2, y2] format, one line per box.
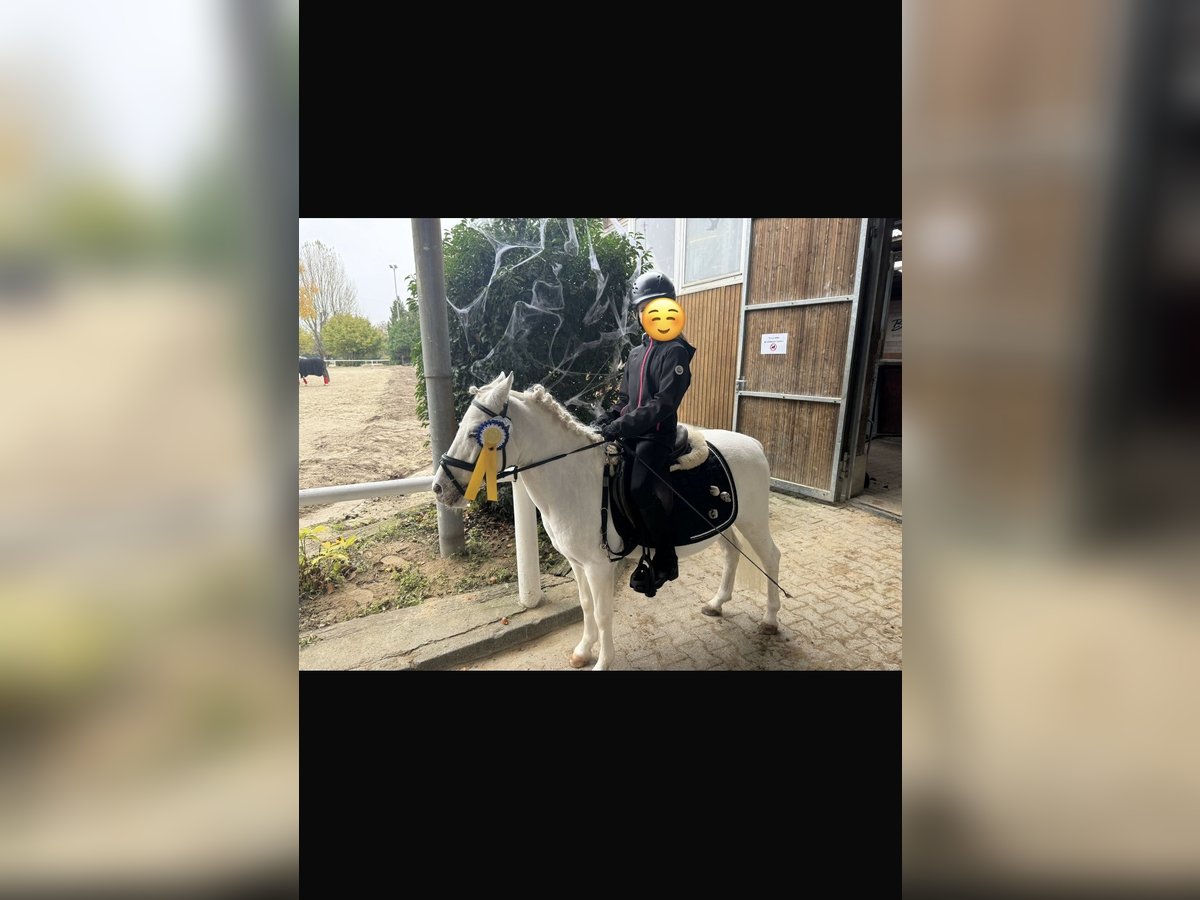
[438, 398, 608, 499]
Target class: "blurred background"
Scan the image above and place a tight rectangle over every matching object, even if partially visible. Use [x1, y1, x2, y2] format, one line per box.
[904, 0, 1200, 892]
[0, 0, 297, 893]
[3, 0, 1200, 892]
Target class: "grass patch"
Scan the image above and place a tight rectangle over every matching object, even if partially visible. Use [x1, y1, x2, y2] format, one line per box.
[368, 504, 440, 545]
[464, 529, 491, 560]
[391, 563, 431, 607]
[452, 564, 517, 593]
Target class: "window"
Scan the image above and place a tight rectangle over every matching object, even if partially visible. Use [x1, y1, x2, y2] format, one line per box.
[616, 219, 748, 293]
[681, 218, 745, 287]
[631, 218, 676, 282]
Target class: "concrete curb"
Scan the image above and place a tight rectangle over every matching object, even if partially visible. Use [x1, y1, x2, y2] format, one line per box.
[410, 582, 583, 669]
[299, 577, 582, 671]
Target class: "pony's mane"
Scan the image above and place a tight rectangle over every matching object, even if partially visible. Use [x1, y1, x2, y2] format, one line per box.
[513, 384, 600, 442]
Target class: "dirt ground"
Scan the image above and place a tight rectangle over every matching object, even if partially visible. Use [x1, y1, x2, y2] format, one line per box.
[299, 364, 432, 629]
[297, 364, 559, 636]
[298, 364, 433, 521]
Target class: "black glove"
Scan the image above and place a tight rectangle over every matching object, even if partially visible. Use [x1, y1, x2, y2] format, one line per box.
[600, 419, 623, 441]
[594, 410, 617, 429]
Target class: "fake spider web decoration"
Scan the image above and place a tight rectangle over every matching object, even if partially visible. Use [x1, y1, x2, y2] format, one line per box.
[444, 218, 655, 418]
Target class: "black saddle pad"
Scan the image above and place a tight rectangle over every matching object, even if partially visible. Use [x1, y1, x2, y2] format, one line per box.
[606, 442, 738, 556]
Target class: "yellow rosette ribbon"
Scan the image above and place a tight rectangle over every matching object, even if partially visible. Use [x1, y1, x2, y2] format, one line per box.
[464, 419, 509, 502]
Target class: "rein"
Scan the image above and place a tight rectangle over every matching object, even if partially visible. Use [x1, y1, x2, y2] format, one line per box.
[439, 398, 608, 498]
[440, 397, 792, 599]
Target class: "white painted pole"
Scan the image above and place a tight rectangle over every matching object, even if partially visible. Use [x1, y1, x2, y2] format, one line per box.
[299, 476, 434, 506]
[511, 480, 544, 609]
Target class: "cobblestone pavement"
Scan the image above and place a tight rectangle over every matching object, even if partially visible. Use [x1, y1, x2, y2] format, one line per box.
[455, 492, 902, 670]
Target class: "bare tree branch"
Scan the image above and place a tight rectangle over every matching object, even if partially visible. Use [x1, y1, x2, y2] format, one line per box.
[299, 241, 359, 355]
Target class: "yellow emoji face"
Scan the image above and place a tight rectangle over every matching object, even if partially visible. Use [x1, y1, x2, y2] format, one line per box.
[640, 298, 686, 341]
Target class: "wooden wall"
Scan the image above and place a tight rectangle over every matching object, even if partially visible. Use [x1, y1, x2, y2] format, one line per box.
[675, 282, 742, 431]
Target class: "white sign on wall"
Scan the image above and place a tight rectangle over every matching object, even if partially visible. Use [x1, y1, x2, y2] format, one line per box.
[760, 333, 788, 355]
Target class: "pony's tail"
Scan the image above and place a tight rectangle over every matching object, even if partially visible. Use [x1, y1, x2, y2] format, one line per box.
[732, 525, 767, 597]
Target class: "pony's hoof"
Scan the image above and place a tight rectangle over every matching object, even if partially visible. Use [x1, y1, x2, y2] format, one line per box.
[701, 605, 722, 617]
[569, 652, 591, 668]
[757, 623, 779, 635]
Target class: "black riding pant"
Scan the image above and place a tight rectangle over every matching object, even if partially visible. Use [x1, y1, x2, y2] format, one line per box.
[629, 436, 676, 562]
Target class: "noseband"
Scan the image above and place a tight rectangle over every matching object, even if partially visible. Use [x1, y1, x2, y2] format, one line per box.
[438, 399, 512, 498]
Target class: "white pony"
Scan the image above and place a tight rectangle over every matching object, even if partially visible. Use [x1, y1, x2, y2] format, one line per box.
[432, 372, 782, 671]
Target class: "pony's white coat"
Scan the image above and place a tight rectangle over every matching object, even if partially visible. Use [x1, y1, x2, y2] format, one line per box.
[432, 373, 782, 670]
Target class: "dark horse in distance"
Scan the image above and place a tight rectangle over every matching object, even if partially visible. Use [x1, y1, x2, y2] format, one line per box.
[299, 356, 329, 385]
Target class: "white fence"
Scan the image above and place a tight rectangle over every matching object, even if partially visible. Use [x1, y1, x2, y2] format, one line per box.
[299, 474, 545, 608]
[325, 359, 390, 367]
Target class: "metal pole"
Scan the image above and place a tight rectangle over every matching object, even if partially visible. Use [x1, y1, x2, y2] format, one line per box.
[412, 219, 465, 556]
[841, 218, 890, 501]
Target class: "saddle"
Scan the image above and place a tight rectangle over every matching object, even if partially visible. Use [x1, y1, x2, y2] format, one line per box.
[602, 425, 738, 560]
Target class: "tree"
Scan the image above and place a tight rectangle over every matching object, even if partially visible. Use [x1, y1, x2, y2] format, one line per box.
[48, 176, 167, 264]
[299, 241, 359, 356]
[299, 327, 316, 356]
[413, 218, 652, 429]
[172, 153, 246, 269]
[387, 278, 422, 364]
[323, 313, 382, 360]
[299, 262, 318, 351]
[408, 218, 651, 525]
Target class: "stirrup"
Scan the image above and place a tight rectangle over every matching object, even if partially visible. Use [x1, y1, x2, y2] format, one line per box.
[629, 550, 655, 595]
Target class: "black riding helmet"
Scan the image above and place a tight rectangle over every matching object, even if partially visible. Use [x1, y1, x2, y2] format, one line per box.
[631, 270, 676, 310]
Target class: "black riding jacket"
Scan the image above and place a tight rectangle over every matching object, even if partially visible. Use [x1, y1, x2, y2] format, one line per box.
[605, 334, 696, 441]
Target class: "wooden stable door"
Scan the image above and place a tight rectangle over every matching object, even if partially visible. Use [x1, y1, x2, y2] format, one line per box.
[734, 219, 868, 501]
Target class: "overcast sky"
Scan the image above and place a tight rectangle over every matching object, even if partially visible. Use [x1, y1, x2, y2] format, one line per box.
[0, 0, 269, 195]
[298, 219, 463, 325]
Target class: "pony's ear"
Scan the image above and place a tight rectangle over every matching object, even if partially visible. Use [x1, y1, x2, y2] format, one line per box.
[470, 372, 513, 405]
[478, 371, 513, 409]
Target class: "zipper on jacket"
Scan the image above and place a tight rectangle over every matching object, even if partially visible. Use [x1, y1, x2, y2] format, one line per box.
[637, 339, 655, 409]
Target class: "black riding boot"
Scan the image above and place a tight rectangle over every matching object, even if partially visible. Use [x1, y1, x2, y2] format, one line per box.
[628, 438, 676, 597]
[651, 545, 678, 589]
